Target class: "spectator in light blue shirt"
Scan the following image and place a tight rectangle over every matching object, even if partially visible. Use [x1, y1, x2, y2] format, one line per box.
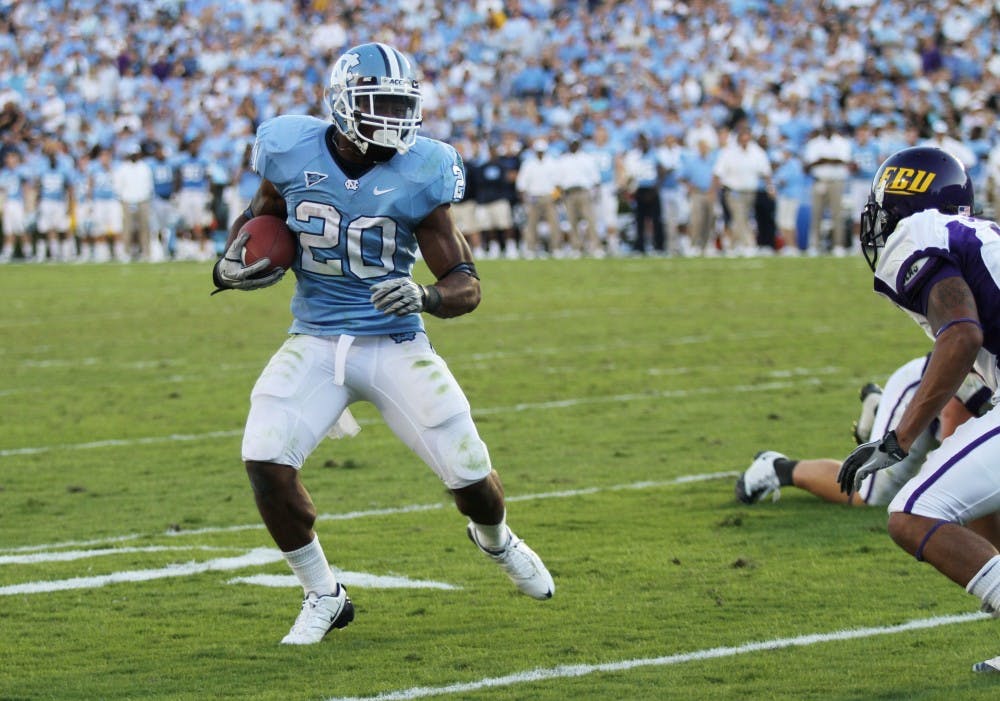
[679, 139, 719, 256]
[772, 149, 810, 255]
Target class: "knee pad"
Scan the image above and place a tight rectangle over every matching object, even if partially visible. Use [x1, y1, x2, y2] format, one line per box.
[425, 414, 492, 489]
[242, 395, 309, 468]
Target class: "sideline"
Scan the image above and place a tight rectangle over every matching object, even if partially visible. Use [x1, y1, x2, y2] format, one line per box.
[322, 612, 990, 701]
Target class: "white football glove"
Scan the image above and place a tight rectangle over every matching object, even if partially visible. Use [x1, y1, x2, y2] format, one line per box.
[370, 278, 433, 316]
[212, 230, 285, 293]
[837, 430, 907, 495]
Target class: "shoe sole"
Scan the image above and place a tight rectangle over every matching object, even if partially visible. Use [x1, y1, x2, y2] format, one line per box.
[331, 597, 355, 630]
[734, 477, 754, 504]
[859, 382, 882, 401]
[734, 451, 771, 504]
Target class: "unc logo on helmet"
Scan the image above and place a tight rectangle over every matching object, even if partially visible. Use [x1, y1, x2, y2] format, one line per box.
[326, 43, 423, 156]
[860, 146, 974, 271]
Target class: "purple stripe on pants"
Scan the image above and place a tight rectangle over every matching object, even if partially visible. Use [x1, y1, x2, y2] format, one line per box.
[903, 425, 1000, 513]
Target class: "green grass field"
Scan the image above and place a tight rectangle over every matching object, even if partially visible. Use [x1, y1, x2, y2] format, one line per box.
[2, 256, 997, 700]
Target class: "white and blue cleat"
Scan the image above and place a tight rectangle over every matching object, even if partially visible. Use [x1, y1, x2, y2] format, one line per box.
[973, 655, 1000, 673]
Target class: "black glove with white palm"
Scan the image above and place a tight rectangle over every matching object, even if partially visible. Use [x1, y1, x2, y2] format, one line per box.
[837, 430, 908, 495]
[212, 230, 285, 294]
[369, 277, 441, 316]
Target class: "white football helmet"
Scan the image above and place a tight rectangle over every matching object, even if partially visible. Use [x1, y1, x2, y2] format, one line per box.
[326, 42, 423, 155]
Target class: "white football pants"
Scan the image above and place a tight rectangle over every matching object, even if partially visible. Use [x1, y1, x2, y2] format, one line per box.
[242, 333, 492, 489]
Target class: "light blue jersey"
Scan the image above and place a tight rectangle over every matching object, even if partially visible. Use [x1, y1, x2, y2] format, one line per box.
[38, 163, 73, 202]
[149, 157, 175, 199]
[176, 154, 210, 191]
[852, 141, 882, 183]
[585, 143, 618, 185]
[252, 115, 465, 337]
[0, 165, 27, 201]
[88, 160, 118, 201]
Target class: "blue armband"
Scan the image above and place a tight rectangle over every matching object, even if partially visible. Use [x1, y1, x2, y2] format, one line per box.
[439, 261, 479, 280]
[934, 317, 983, 338]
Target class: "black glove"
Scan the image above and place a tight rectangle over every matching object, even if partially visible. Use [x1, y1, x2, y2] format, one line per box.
[837, 430, 907, 495]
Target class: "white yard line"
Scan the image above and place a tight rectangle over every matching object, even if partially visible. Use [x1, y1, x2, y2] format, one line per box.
[0, 377, 823, 458]
[229, 572, 459, 590]
[0, 549, 282, 595]
[0, 473, 738, 555]
[322, 612, 990, 701]
[0, 545, 241, 565]
[0, 429, 243, 457]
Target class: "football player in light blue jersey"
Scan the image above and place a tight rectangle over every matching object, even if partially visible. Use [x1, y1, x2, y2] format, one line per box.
[86, 146, 124, 262]
[0, 149, 33, 262]
[213, 42, 553, 645]
[148, 142, 177, 260]
[585, 124, 623, 255]
[175, 139, 214, 260]
[35, 144, 76, 262]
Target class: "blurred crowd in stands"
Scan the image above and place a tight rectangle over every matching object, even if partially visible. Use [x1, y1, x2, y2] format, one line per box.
[2, 0, 1000, 262]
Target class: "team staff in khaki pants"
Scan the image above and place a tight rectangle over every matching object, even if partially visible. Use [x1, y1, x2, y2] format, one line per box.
[515, 139, 562, 259]
[114, 144, 154, 261]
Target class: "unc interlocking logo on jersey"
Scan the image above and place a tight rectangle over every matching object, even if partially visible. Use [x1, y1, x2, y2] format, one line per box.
[252, 114, 465, 337]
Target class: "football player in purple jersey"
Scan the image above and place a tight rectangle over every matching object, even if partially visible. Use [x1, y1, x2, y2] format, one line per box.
[737, 356, 992, 507]
[836, 146, 1000, 672]
[213, 43, 553, 645]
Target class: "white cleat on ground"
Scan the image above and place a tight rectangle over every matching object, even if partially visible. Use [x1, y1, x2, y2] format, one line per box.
[853, 382, 883, 444]
[973, 655, 1000, 673]
[468, 524, 554, 600]
[280, 585, 355, 645]
[735, 450, 785, 504]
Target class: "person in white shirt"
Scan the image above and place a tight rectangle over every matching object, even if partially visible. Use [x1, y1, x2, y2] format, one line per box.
[803, 123, 853, 256]
[710, 126, 774, 256]
[515, 139, 562, 258]
[554, 136, 601, 257]
[113, 144, 155, 261]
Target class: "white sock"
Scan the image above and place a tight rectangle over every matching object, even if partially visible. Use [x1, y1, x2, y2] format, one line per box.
[471, 513, 510, 551]
[966, 554, 1000, 613]
[283, 535, 338, 596]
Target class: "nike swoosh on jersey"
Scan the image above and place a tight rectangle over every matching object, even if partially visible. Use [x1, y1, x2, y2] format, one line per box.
[373, 186, 397, 196]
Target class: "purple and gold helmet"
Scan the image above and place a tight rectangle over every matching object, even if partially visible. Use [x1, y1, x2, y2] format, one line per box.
[860, 146, 973, 270]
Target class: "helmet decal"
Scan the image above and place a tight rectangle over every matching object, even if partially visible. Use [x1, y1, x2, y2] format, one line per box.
[876, 167, 936, 197]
